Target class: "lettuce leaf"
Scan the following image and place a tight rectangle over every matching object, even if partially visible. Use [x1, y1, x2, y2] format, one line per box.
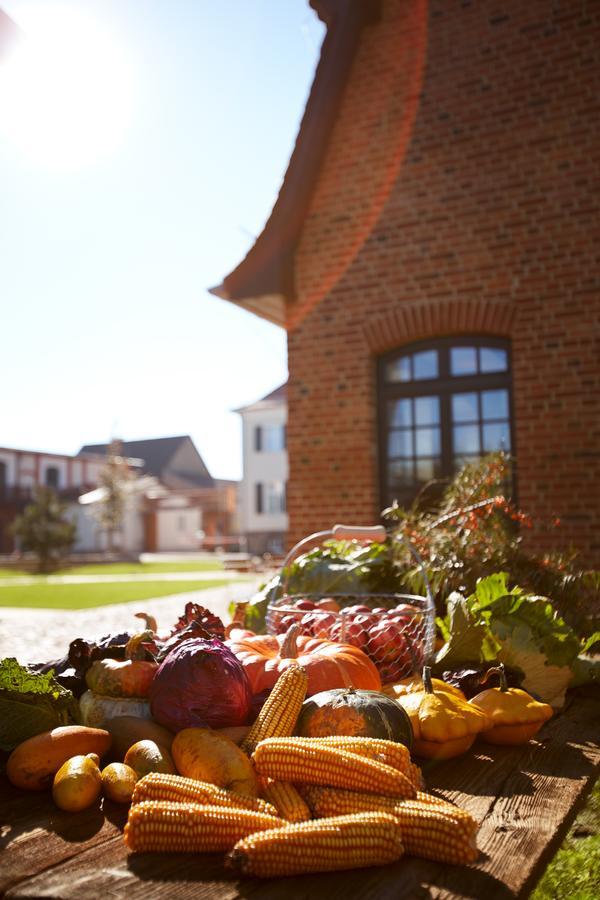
[434, 573, 599, 706]
[0, 658, 79, 751]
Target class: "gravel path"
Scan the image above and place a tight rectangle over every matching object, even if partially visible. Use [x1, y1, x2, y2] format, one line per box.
[0, 579, 261, 665]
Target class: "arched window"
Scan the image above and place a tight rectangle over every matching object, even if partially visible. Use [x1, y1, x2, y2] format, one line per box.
[378, 337, 513, 508]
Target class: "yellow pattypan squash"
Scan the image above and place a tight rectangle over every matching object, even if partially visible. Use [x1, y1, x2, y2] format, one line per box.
[396, 667, 490, 760]
[383, 676, 465, 700]
[470, 664, 553, 745]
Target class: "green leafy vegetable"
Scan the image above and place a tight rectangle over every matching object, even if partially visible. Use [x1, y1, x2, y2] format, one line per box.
[235, 540, 400, 633]
[434, 573, 600, 707]
[0, 658, 79, 751]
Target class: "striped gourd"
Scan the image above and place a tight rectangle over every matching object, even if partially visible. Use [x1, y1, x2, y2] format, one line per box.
[252, 737, 415, 798]
[261, 778, 312, 822]
[124, 801, 282, 853]
[227, 812, 404, 877]
[241, 664, 308, 755]
[130, 772, 278, 817]
[300, 785, 478, 865]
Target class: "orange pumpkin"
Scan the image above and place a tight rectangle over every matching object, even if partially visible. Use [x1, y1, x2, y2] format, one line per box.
[226, 624, 381, 696]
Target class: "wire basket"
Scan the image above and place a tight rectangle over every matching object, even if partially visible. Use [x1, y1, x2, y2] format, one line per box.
[266, 524, 436, 685]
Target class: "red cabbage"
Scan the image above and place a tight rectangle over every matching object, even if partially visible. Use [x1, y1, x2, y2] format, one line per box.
[149, 637, 252, 731]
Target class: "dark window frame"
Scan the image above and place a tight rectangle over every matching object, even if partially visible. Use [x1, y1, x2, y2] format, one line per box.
[377, 336, 515, 510]
[45, 466, 60, 489]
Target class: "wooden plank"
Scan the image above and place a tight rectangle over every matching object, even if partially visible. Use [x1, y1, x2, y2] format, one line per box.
[3, 689, 599, 900]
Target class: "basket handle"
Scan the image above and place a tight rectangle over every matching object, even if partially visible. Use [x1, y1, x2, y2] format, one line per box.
[332, 524, 386, 542]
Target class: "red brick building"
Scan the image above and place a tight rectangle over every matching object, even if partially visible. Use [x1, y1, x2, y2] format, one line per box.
[212, 0, 600, 563]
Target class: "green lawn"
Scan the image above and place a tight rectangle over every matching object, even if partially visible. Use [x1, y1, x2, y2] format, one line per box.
[0, 579, 230, 609]
[0, 560, 224, 578]
[532, 780, 600, 899]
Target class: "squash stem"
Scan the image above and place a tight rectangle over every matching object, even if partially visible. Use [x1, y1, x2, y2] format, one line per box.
[423, 665, 434, 694]
[280, 623, 301, 660]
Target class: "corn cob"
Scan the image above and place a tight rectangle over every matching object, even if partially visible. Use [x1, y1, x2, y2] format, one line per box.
[393, 801, 479, 864]
[241, 664, 308, 755]
[253, 737, 415, 798]
[227, 812, 404, 877]
[300, 784, 460, 818]
[261, 778, 312, 822]
[292, 735, 419, 784]
[299, 785, 478, 865]
[131, 772, 278, 818]
[124, 801, 282, 853]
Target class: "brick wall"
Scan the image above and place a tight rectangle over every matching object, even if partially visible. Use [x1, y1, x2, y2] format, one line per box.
[287, 0, 600, 564]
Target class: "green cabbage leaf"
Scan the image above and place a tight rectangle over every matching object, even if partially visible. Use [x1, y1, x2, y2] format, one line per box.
[0, 657, 79, 751]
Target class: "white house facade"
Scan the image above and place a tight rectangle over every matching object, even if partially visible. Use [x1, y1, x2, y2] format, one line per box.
[236, 383, 288, 555]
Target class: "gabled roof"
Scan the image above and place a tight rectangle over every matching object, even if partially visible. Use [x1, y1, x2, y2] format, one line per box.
[78, 436, 214, 489]
[209, 0, 381, 327]
[234, 382, 287, 414]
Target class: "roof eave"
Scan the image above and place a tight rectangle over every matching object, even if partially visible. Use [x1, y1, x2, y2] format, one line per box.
[210, 0, 381, 327]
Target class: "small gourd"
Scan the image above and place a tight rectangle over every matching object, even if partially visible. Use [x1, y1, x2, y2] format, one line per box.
[383, 675, 465, 701]
[52, 753, 102, 812]
[470, 664, 553, 745]
[85, 631, 157, 698]
[397, 667, 490, 759]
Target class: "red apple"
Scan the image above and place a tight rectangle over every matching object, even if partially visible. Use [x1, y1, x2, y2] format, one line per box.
[317, 597, 341, 613]
[300, 611, 336, 638]
[293, 599, 317, 611]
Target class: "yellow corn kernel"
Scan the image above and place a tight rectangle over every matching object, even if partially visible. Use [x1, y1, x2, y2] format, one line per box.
[241, 664, 308, 755]
[393, 801, 479, 864]
[124, 801, 282, 853]
[295, 735, 416, 783]
[300, 784, 461, 818]
[299, 785, 478, 865]
[253, 737, 415, 798]
[261, 778, 312, 822]
[227, 812, 404, 877]
[131, 772, 278, 817]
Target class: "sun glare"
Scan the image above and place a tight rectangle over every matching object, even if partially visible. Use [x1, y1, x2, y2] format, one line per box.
[0, 6, 135, 170]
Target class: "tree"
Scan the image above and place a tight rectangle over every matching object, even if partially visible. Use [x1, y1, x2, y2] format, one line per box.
[11, 487, 76, 573]
[94, 439, 131, 552]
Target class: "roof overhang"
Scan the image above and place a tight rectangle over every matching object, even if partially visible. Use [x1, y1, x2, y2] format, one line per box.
[209, 0, 381, 328]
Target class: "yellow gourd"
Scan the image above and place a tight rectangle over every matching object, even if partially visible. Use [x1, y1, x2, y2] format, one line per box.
[383, 675, 465, 701]
[397, 667, 490, 759]
[52, 753, 102, 811]
[470, 664, 553, 745]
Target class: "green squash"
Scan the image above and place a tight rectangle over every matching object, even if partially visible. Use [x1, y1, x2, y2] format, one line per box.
[295, 687, 413, 750]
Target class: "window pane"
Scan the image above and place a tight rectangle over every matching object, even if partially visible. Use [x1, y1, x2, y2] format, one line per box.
[389, 460, 413, 485]
[414, 395, 440, 425]
[263, 424, 285, 451]
[389, 399, 412, 427]
[482, 389, 509, 420]
[483, 422, 511, 451]
[451, 346, 477, 375]
[452, 392, 479, 423]
[386, 355, 411, 382]
[454, 454, 480, 470]
[480, 347, 508, 373]
[415, 427, 440, 457]
[388, 430, 412, 457]
[413, 350, 438, 380]
[415, 458, 439, 481]
[453, 425, 480, 454]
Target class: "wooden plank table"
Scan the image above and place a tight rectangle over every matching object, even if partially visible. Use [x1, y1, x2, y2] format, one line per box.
[1, 687, 599, 900]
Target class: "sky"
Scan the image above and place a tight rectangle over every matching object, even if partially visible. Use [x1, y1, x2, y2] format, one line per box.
[0, 0, 325, 479]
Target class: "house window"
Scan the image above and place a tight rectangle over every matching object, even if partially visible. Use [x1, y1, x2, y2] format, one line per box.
[0, 461, 6, 497]
[255, 482, 286, 514]
[378, 337, 513, 508]
[255, 424, 285, 452]
[45, 466, 60, 489]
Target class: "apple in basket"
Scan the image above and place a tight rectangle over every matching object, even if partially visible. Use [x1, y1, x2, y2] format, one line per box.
[366, 620, 413, 671]
[329, 613, 373, 650]
[316, 597, 341, 613]
[300, 611, 337, 638]
[293, 599, 317, 611]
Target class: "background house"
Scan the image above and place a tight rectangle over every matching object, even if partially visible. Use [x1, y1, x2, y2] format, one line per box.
[0, 445, 106, 554]
[78, 436, 240, 552]
[212, 0, 600, 565]
[236, 384, 288, 555]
